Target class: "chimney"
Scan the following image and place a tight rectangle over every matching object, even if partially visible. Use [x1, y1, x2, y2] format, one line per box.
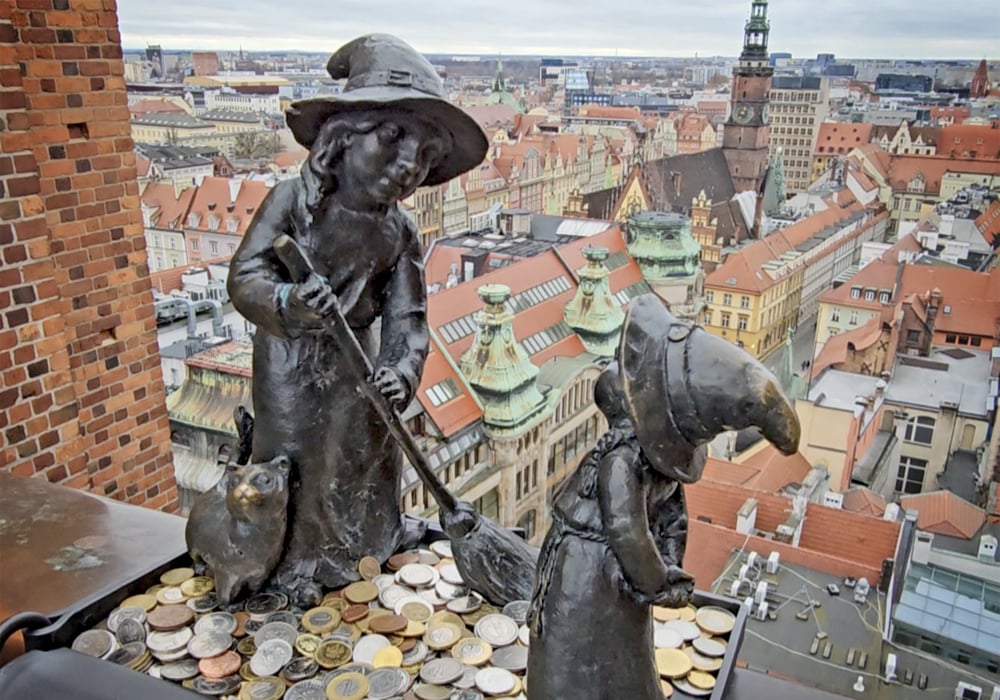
[912, 530, 933, 565]
[563, 246, 625, 357]
[978, 534, 998, 563]
[751, 191, 765, 239]
[923, 288, 941, 355]
[736, 498, 758, 535]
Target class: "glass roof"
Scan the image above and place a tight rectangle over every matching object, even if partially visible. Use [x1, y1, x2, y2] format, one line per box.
[894, 563, 1000, 656]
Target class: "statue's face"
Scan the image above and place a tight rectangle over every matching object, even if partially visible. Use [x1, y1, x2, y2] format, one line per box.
[338, 114, 447, 207]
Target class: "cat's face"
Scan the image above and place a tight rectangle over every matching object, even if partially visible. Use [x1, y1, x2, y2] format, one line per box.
[225, 456, 290, 515]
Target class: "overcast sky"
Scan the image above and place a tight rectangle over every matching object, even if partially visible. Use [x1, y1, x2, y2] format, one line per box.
[118, 0, 996, 60]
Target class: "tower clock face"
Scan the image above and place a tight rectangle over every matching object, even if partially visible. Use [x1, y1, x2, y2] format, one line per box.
[734, 103, 754, 124]
[761, 104, 770, 124]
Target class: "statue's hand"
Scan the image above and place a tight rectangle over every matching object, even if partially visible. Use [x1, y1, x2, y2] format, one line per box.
[283, 276, 337, 330]
[374, 366, 407, 408]
[646, 566, 695, 608]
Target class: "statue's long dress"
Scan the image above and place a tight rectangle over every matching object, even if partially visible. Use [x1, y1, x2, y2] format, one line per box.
[528, 434, 688, 700]
[229, 175, 428, 590]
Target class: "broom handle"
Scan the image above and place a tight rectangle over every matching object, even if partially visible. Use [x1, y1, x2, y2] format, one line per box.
[272, 234, 458, 513]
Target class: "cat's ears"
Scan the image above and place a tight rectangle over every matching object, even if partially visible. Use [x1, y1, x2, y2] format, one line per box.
[271, 455, 291, 475]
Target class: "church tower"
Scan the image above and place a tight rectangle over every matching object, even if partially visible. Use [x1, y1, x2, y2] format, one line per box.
[723, 0, 774, 193]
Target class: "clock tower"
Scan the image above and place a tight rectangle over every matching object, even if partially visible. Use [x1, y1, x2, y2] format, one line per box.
[723, 0, 773, 194]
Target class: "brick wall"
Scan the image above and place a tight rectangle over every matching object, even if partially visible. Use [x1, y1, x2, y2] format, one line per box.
[0, 0, 178, 511]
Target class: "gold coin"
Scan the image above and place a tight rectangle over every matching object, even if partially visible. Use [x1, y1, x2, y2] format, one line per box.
[145, 584, 168, 596]
[315, 639, 353, 669]
[302, 607, 342, 635]
[652, 606, 680, 622]
[237, 636, 257, 656]
[661, 679, 673, 697]
[450, 637, 492, 666]
[655, 648, 693, 679]
[372, 645, 403, 668]
[295, 633, 322, 657]
[326, 670, 369, 700]
[121, 594, 157, 612]
[240, 676, 285, 700]
[239, 661, 259, 681]
[343, 581, 379, 604]
[180, 576, 214, 598]
[400, 600, 432, 623]
[687, 670, 716, 690]
[424, 622, 463, 650]
[398, 620, 426, 638]
[678, 605, 697, 622]
[358, 556, 382, 581]
[428, 611, 465, 629]
[684, 645, 723, 672]
[160, 568, 195, 585]
[695, 606, 736, 636]
[321, 595, 348, 612]
[413, 685, 450, 700]
[155, 586, 187, 605]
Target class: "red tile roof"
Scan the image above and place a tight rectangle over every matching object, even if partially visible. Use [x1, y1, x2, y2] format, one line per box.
[577, 105, 643, 121]
[186, 177, 270, 236]
[887, 155, 1000, 195]
[271, 148, 308, 170]
[129, 98, 188, 118]
[810, 313, 886, 379]
[900, 490, 987, 539]
[899, 265, 1000, 338]
[136, 154, 152, 178]
[936, 123, 1000, 160]
[462, 103, 518, 130]
[149, 255, 229, 294]
[142, 181, 195, 230]
[815, 122, 873, 155]
[684, 480, 901, 588]
[975, 199, 1000, 246]
[842, 487, 887, 518]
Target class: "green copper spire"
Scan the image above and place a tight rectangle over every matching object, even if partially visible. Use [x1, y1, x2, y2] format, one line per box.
[762, 146, 787, 215]
[563, 247, 626, 357]
[459, 284, 547, 431]
[741, 0, 770, 61]
[627, 211, 702, 285]
[493, 52, 506, 93]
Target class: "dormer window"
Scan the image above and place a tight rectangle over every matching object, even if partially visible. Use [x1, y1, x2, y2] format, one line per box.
[226, 218, 238, 233]
[850, 287, 861, 299]
[187, 213, 200, 227]
[207, 214, 220, 230]
[878, 291, 890, 303]
[864, 289, 875, 301]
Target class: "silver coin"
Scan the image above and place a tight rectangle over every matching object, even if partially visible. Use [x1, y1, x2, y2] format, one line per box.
[453, 664, 478, 690]
[420, 657, 465, 685]
[367, 667, 411, 699]
[379, 584, 414, 610]
[147, 627, 193, 654]
[159, 658, 200, 681]
[419, 588, 447, 607]
[187, 630, 232, 659]
[475, 667, 516, 695]
[400, 640, 429, 666]
[438, 564, 464, 585]
[673, 677, 713, 697]
[72, 629, 115, 658]
[244, 592, 283, 618]
[398, 563, 436, 588]
[491, 644, 528, 672]
[191, 675, 241, 696]
[284, 680, 328, 700]
[474, 614, 519, 647]
[446, 593, 482, 615]
[116, 618, 147, 645]
[352, 634, 391, 665]
[186, 593, 219, 613]
[107, 606, 146, 633]
[283, 655, 319, 682]
[250, 638, 293, 676]
[653, 626, 683, 649]
[692, 636, 727, 658]
[435, 580, 468, 601]
[254, 620, 299, 648]
[517, 625, 529, 647]
[107, 641, 145, 666]
[372, 574, 396, 590]
[195, 611, 238, 636]
[664, 619, 701, 642]
[501, 601, 530, 625]
[265, 610, 298, 627]
[323, 663, 375, 687]
[451, 691, 484, 700]
[150, 645, 189, 663]
[429, 540, 453, 559]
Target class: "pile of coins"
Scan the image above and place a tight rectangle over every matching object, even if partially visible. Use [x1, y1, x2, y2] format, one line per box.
[652, 603, 736, 698]
[71, 543, 738, 699]
[71, 541, 532, 699]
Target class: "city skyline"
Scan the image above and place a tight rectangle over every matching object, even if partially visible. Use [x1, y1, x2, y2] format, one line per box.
[117, 0, 998, 61]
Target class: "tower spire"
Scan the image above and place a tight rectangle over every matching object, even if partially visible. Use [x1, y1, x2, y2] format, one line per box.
[741, 0, 770, 62]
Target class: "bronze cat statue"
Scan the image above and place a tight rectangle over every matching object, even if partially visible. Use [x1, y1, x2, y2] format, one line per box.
[186, 455, 291, 604]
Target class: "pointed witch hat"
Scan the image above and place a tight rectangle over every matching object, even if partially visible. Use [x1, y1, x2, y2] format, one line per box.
[286, 33, 488, 186]
[618, 294, 800, 483]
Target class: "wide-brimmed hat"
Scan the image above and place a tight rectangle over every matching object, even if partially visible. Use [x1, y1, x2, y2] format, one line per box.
[286, 34, 488, 187]
[619, 295, 799, 483]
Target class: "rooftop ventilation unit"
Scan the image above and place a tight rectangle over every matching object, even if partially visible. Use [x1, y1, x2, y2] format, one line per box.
[954, 682, 983, 700]
[766, 552, 781, 574]
[747, 552, 759, 570]
[739, 564, 750, 581]
[754, 581, 769, 605]
[755, 602, 769, 621]
[885, 653, 897, 683]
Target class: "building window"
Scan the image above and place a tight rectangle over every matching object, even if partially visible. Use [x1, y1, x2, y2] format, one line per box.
[705, 291, 714, 303]
[904, 416, 935, 445]
[895, 456, 927, 494]
[738, 316, 748, 331]
[945, 334, 957, 343]
[907, 330, 920, 344]
[879, 291, 890, 303]
[721, 314, 731, 328]
[473, 488, 499, 521]
[850, 287, 861, 299]
[210, 241, 219, 255]
[848, 311, 858, 325]
[703, 311, 712, 325]
[831, 308, 840, 323]
[740, 296, 750, 309]
[517, 510, 537, 541]
[723, 293, 732, 306]
[191, 239, 198, 252]
[864, 289, 875, 301]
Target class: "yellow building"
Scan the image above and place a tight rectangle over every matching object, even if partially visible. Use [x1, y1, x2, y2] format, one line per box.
[702, 235, 805, 361]
[131, 113, 215, 144]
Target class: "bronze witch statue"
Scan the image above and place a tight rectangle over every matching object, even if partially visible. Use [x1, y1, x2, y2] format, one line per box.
[526, 295, 800, 700]
[186, 34, 488, 607]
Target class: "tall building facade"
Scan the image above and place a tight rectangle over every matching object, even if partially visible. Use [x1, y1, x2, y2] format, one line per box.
[768, 76, 831, 194]
[722, 0, 774, 193]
